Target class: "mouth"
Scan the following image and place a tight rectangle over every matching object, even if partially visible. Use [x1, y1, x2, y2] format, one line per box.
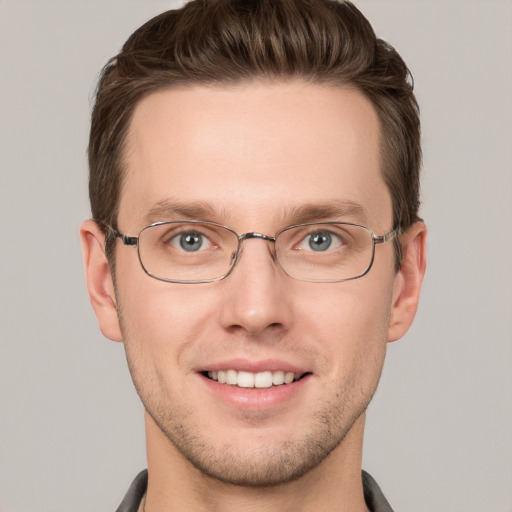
[203, 369, 309, 389]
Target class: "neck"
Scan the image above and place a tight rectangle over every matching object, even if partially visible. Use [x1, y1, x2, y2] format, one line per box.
[143, 412, 370, 512]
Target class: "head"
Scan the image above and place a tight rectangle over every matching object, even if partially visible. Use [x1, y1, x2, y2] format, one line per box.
[88, 0, 421, 269]
[82, 0, 426, 491]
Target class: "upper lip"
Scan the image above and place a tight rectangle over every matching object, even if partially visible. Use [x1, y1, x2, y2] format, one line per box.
[195, 358, 310, 375]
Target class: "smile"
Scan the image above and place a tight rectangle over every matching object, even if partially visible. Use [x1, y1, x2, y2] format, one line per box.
[206, 369, 305, 388]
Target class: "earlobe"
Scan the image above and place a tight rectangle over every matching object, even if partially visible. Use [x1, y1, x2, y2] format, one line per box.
[80, 219, 123, 342]
[387, 221, 427, 342]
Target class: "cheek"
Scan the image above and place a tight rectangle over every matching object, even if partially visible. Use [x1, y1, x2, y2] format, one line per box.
[299, 278, 393, 332]
[295, 278, 394, 372]
[115, 270, 221, 370]
[116, 283, 213, 411]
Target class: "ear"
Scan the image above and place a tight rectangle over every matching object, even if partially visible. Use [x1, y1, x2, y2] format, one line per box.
[80, 220, 123, 342]
[387, 221, 427, 342]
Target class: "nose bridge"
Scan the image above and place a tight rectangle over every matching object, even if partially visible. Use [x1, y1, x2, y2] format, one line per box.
[220, 231, 291, 336]
[232, 232, 277, 269]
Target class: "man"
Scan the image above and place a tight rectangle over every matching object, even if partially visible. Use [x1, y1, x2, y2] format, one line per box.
[81, 0, 426, 510]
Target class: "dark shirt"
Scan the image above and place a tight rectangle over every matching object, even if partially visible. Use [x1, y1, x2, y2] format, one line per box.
[116, 469, 394, 512]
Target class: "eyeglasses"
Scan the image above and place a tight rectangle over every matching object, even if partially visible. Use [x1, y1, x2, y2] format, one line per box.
[112, 220, 401, 284]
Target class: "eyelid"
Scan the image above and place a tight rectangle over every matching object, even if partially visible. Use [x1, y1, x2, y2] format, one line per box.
[158, 223, 216, 239]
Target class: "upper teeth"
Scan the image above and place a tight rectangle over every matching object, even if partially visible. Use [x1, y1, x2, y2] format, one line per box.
[207, 370, 299, 388]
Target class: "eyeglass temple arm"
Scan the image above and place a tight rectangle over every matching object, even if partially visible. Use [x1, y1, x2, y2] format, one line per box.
[113, 230, 138, 246]
[373, 227, 402, 245]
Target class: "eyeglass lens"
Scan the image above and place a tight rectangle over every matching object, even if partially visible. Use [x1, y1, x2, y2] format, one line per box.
[136, 221, 376, 283]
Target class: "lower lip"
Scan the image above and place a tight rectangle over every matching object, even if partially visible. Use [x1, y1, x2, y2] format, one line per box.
[200, 373, 311, 410]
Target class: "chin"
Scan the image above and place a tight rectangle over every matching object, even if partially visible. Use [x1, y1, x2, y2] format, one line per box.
[148, 396, 369, 488]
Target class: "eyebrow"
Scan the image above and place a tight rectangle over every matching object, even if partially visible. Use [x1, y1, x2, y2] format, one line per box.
[143, 200, 218, 225]
[142, 198, 368, 227]
[282, 201, 368, 225]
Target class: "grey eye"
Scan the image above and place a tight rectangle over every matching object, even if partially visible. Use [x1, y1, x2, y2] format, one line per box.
[171, 231, 208, 252]
[309, 232, 332, 251]
[298, 231, 342, 252]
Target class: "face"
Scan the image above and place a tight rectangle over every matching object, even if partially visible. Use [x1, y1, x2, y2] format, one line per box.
[92, 82, 410, 486]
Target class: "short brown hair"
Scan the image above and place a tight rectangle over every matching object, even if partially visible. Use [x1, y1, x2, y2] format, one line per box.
[88, 0, 421, 265]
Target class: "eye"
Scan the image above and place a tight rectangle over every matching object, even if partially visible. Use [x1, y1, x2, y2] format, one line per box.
[298, 230, 343, 252]
[169, 230, 211, 252]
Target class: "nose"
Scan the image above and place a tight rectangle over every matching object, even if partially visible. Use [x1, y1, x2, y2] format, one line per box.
[218, 237, 293, 337]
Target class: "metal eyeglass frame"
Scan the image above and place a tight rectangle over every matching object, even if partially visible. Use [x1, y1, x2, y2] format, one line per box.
[111, 220, 402, 284]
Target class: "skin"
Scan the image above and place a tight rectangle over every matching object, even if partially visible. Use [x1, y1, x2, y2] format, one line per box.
[81, 81, 426, 512]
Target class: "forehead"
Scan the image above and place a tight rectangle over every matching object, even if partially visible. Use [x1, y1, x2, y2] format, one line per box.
[120, 81, 391, 231]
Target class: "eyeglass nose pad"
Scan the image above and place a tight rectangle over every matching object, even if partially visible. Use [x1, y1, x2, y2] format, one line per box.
[230, 249, 240, 267]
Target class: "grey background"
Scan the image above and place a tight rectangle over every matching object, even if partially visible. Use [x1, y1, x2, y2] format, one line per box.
[0, 1, 510, 511]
